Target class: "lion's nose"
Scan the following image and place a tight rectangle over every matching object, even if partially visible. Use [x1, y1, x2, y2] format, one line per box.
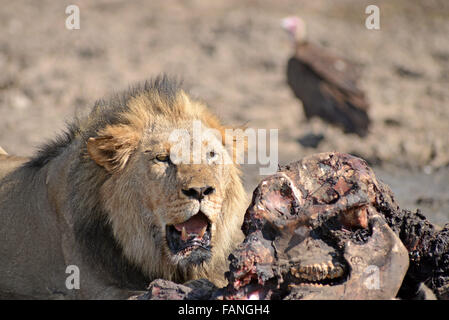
[182, 186, 215, 201]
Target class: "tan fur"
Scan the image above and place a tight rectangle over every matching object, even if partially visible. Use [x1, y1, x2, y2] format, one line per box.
[0, 81, 247, 299]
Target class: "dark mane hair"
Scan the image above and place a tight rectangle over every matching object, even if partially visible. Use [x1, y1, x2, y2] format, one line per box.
[24, 75, 182, 169]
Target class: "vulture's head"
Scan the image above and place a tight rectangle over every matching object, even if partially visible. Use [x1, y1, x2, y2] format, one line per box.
[281, 16, 307, 45]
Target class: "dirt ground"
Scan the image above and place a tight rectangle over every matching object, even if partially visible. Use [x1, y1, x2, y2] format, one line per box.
[0, 0, 448, 224]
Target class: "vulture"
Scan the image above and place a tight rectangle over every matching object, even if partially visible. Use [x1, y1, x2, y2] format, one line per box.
[281, 16, 371, 137]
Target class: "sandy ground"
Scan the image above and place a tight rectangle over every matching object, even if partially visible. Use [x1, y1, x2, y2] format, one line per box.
[0, 0, 448, 224]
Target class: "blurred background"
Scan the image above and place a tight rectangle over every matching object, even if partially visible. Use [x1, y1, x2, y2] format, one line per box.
[0, 0, 448, 223]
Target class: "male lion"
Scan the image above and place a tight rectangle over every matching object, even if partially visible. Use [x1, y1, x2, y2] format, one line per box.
[0, 77, 247, 299]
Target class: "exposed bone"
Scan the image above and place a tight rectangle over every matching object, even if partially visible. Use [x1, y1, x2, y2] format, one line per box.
[321, 263, 328, 273]
[224, 152, 410, 300]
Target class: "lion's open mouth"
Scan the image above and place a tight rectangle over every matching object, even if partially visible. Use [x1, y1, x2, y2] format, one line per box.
[166, 211, 212, 256]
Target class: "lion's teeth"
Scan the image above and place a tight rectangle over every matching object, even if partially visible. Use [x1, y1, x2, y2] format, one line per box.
[198, 225, 207, 238]
[181, 226, 188, 241]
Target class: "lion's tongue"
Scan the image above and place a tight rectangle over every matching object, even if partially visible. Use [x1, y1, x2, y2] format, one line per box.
[174, 213, 208, 236]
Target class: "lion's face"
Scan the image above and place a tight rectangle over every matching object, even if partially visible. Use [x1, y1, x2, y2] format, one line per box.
[87, 108, 245, 282]
[138, 123, 234, 267]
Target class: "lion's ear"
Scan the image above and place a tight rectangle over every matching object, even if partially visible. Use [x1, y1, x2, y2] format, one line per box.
[87, 125, 140, 172]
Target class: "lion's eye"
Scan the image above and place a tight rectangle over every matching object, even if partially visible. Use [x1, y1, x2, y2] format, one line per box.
[155, 154, 170, 162]
[208, 151, 218, 160]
